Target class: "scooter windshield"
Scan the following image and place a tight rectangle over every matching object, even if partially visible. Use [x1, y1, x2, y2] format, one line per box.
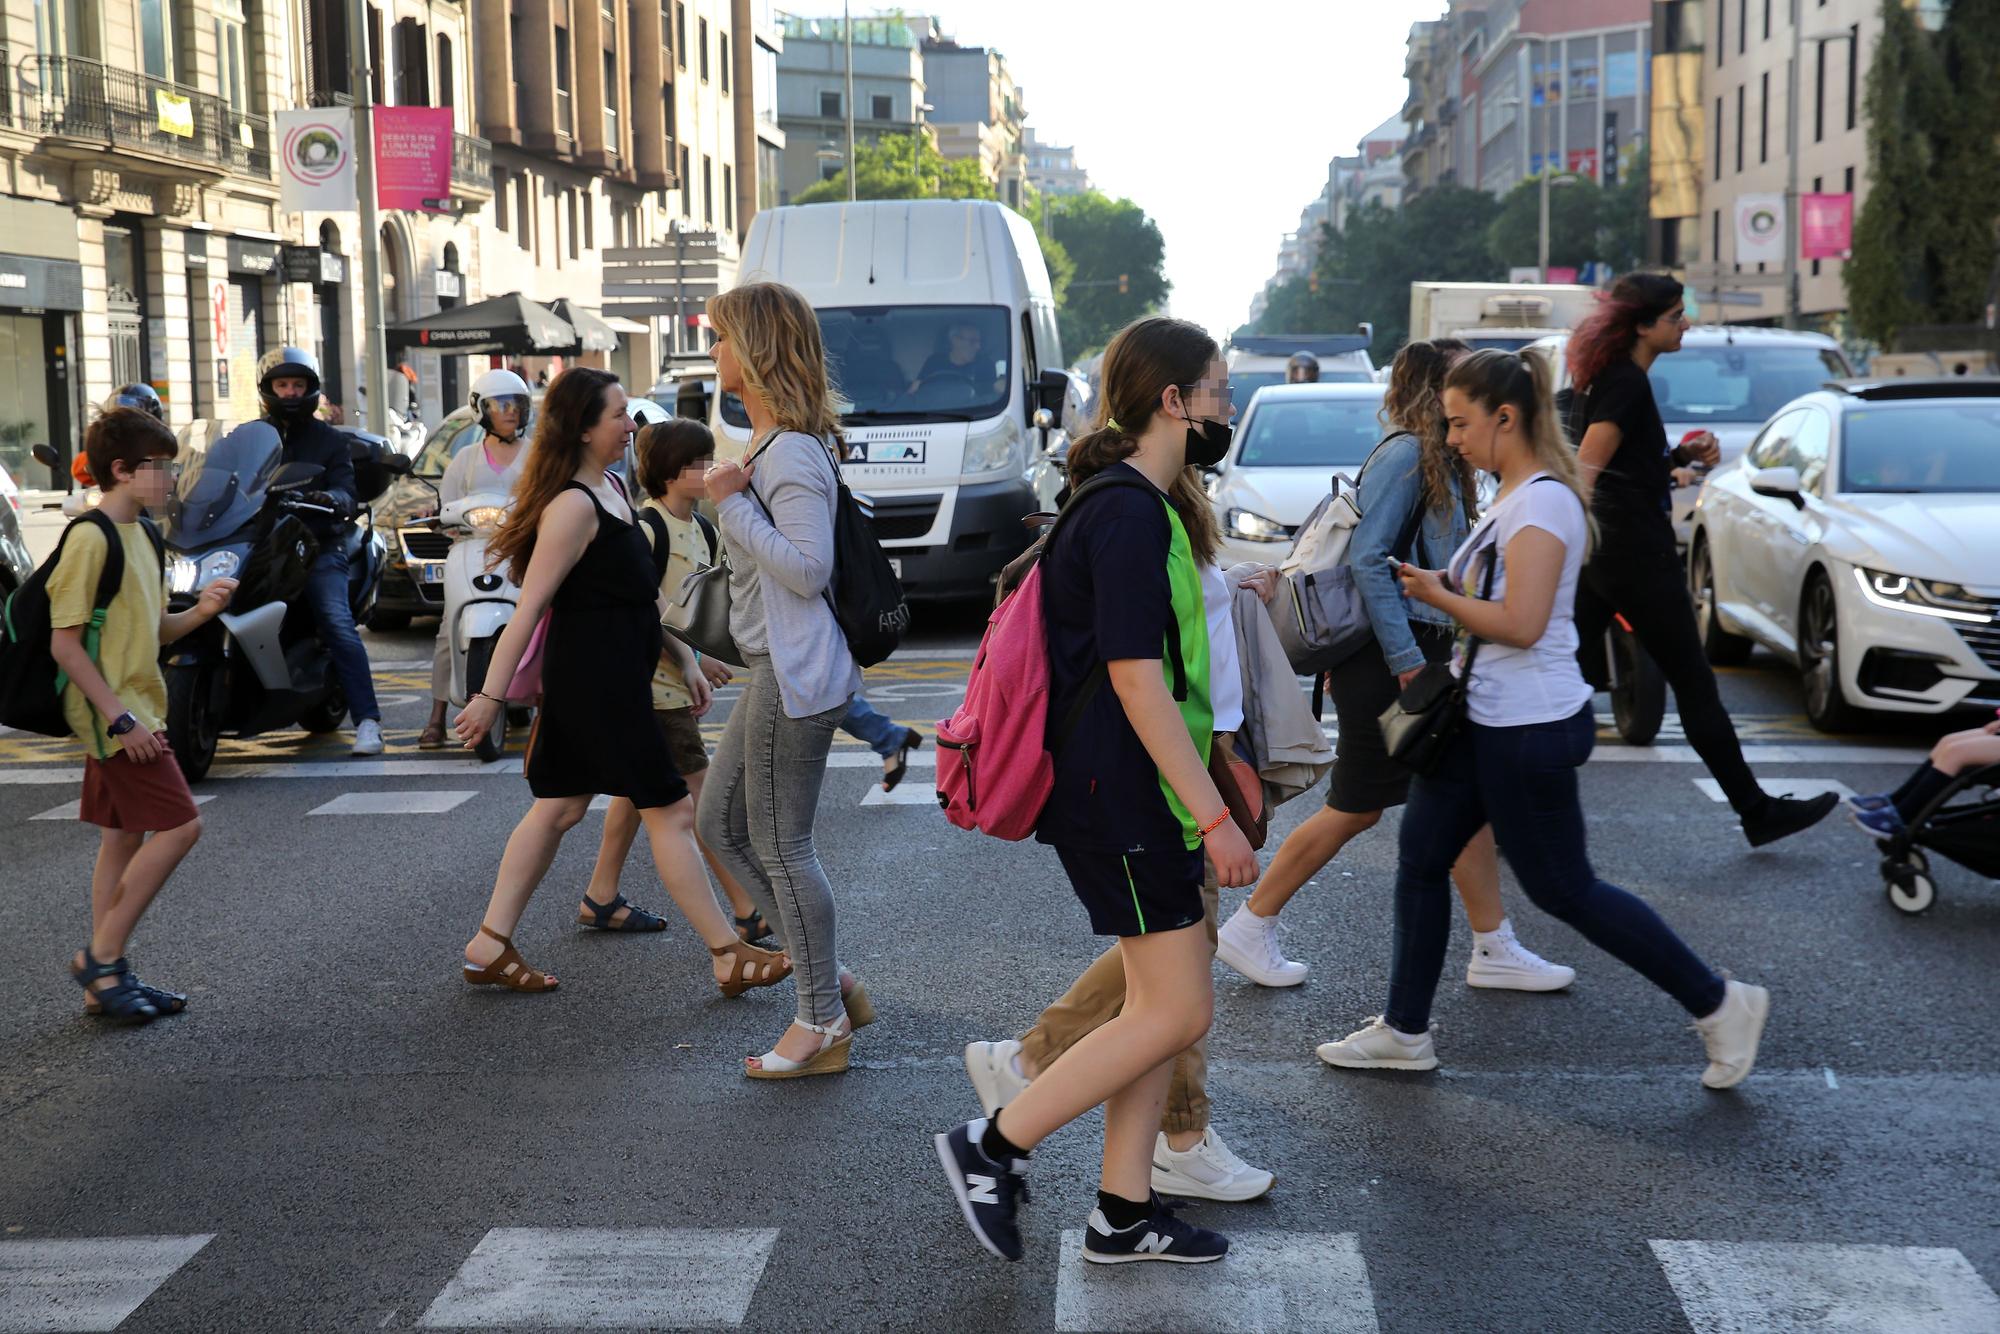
[161, 421, 285, 544]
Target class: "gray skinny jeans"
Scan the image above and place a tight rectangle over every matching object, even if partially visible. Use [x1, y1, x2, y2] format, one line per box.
[696, 656, 847, 1027]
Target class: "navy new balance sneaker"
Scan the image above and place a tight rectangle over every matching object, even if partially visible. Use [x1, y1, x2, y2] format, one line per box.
[1081, 1195, 1229, 1265]
[935, 1118, 1029, 1262]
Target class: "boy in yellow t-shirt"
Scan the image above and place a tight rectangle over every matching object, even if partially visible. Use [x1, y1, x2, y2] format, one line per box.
[48, 408, 237, 1023]
[580, 419, 775, 945]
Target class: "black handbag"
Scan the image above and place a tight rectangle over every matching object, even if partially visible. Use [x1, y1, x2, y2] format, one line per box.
[1378, 540, 1499, 775]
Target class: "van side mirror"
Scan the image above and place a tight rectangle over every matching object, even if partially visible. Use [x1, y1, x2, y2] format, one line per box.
[1035, 368, 1070, 412]
[1749, 465, 1806, 509]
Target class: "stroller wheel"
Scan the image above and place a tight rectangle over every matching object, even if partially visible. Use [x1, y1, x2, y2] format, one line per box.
[1881, 851, 1937, 915]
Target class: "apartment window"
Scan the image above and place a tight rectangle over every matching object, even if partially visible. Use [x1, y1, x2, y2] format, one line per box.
[724, 164, 734, 230]
[495, 171, 510, 228]
[395, 17, 429, 105]
[1846, 26, 1859, 129]
[139, 0, 175, 80]
[1737, 0, 1746, 54]
[215, 0, 249, 111]
[872, 93, 892, 121]
[676, 2, 688, 70]
[1715, 0, 1725, 66]
[721, 34, 729, 93]
[438, 34, 455, 115]
[1712, 209, 1722, 266]
[1713, 96, 1723, 180]
[604, 51, 619, 148]
[516, 174, 532, 252]
[511, 15, 524, 125]
[1734, 83, 1744, 172]
[367, 4, 384, 103]
[554, 26, 573, 136]
[1759, 71, 1769, 162]
[698, 18, 709, 82]
[1815, 38, 1827, 141]
[584, 190, 595, 249]
[568, 189, 580, 261]
[702, 154, 713, 225]
[663, 81, 677, 142]
[1763, 0, 1770, 39]
[820, 90, 841, 118]
[679, 145, 691, 200]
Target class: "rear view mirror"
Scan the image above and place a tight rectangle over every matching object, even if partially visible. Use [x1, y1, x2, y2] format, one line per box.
[1035, 368, 1070, 412]
[1749, 465, 1806, 509]
[31, 443, 58, 470]
[380, 452, 413, 476]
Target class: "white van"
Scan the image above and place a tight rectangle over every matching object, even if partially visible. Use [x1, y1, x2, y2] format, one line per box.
[720, 199, 1071, 601]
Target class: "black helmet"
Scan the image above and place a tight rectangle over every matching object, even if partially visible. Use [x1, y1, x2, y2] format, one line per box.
[256, 346, 323, 424]
[1285, 352, 1321, 384]
[111, 383, 165, 421]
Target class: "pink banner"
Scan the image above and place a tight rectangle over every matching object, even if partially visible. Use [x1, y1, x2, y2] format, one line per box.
[374, 106, 453, 212]
[1801, 193, 1854, 260]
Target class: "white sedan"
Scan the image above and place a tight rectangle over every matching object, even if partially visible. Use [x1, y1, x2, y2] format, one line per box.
[1209, 381, 1387, 567]
[1689, 379, 2000, 730]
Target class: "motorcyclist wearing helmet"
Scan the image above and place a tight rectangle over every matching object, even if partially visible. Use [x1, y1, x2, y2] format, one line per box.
[1286, 351, 1321, 384]
[256, 346, 383, 755]
[111, 383, 166, 421]
[419, 369, 535, 748]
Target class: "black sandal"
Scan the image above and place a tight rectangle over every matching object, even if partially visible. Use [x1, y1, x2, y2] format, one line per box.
[883, 729, 924, 792]
[577, 893, 668, 932]
[70, 948, 158, 1024]
[734, 911, 775, 946]
[86, 974, 186, 1017]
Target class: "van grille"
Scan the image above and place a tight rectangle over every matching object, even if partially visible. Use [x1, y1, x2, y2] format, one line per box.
[857, 492, 941, 542]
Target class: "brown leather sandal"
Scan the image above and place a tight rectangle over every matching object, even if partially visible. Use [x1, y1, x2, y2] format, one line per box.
[462, 925, 559, 992]
[709, 940, 792, 998]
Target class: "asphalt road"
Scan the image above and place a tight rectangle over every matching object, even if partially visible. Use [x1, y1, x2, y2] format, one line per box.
[2, 608, 1997, 1334]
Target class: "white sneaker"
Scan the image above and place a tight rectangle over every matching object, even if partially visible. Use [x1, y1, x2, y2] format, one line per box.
[963, 1039, 1031, 1117]
[1466, 925, 1576, 992]
[1693, 979, 1769, 1090]
[1215, 904, 1310, 988]
[1315, 1016, 1438, 1071]
[351, 719, 385, 756]
[1151, 1127, 1274, 1202]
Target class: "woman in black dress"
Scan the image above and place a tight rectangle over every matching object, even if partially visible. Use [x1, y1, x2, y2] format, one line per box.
[453, 368, 789, 996]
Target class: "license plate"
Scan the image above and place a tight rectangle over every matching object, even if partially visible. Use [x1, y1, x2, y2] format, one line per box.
[417, 561, 446, 584]
[887, 558, 902, 578]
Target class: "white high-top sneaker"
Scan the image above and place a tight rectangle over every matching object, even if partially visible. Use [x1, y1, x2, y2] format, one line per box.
[1466, 920, 1576, 992]
[1693, 979, 1770, 1089]
[1215, 904, 1309, 987]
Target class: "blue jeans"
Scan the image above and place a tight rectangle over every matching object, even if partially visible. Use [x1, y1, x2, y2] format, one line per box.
[840, 695, 912, 758]
[303, 546, 380, 724]
[1385, 704, 1725, 1034]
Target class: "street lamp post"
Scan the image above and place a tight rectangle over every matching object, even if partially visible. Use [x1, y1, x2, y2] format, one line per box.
[843, 1, 856, 202]
[1538, 37, 1551, 282]
[348, 0, 387, 435]
[1785, 19, 1858, 329]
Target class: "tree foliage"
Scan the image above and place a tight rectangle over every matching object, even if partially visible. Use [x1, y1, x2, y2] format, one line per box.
[1042, 192, 1170, 359]
[794, 133, 995, 206]
[1484, 146, 1650, 277]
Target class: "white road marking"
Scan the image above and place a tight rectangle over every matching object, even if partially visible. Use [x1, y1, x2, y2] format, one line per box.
[825, 750, 934, 770]
[309, 791, 476, 816]
[588, 794, 614, 812]
[1825, 1067, 1840, 1090]
[0, 1234, 214, 1333]
[417, 1227, 779, 1329]
[1651, 1240, 2000, 1333]
[860, 783, 938, 807]
[1053, 1230, 1379, 1333]
[30, 794, 216, 822]
[1693, 778, 1854, 804]
[1594, 744, 1926, 766]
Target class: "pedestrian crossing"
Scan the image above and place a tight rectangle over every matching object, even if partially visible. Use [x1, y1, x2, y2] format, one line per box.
[1, 1230, 1993, 1332]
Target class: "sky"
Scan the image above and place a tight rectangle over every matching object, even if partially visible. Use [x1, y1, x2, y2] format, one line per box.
[913, 0, 1443, 339]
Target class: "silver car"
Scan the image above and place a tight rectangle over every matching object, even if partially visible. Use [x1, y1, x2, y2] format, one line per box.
[0, 458, 33, 596]
[1531, 327, 1854, 546]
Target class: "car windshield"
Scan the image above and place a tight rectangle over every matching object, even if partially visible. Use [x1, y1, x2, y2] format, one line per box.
[1650, 344, 1852, 423]
[1842, 401, 2000, 493]
[1228, 372, 1286, 420]
[721, 304, 1012, 427]
[1236, 396, 1386, 468]
[414, 416, 484, 478]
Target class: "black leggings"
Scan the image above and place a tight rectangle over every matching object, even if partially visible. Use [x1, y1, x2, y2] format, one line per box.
[1574, 541, 1767, 814]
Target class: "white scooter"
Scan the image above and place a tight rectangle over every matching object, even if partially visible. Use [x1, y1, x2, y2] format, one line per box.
[429, 489, 524, 762]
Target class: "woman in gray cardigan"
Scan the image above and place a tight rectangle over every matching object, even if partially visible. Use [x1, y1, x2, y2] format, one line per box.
[698, 282, 872, 1079]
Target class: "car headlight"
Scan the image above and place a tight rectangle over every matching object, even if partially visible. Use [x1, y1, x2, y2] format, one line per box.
[962, 418, 1025, 476]
[1853, 567, 1993, 624]
[1224, 507, 1291, 543]
[463, 505, 506, 530]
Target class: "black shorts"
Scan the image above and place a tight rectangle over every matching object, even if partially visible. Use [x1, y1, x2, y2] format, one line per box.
[1055, 845, 1206, 938]
[1325, 620, 1457, 814]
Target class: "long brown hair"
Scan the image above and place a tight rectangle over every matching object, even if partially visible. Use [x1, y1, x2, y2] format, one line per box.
[708, 282, 842, 441]
[1381, 340, 1478, 519]
[1566, 271, 1683, 391]
[1066, 317, 1221, 566]
[490, 366, 622, 584]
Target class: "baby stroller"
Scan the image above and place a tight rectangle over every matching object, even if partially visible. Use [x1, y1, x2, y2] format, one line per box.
[1876, 761, 2000, 914]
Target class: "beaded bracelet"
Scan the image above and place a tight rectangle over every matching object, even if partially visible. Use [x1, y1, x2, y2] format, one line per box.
[1197, 809, 1232, 839]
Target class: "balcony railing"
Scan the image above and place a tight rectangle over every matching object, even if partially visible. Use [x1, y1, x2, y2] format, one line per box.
[24, 55, 272, 178]
[451, 130, 493, 195]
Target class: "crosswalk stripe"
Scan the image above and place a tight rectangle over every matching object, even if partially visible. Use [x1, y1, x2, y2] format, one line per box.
[0, 1234, 214, 1333]
[307, 791, 477, 816]
[1053, 1230, 1379, 1333]
[1693, 777, 1854, 804]
[417, 1227, 779, 1329]
[860, 783, 938, 807]
[29, 794, 216, 822]
[1650, 1240, 2000, 1333]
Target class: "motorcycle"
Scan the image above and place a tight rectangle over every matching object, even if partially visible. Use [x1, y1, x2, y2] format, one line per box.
[159, 421, 409, 781]
[401, 488, 523, 762]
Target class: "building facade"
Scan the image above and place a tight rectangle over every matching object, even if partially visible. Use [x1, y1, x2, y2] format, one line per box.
[1022, 127, 1088, 197]
[921, 34, 1026, 208]
[773, 12, 930, 206]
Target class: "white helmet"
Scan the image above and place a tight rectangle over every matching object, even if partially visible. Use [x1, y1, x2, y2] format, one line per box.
[470, 368, 532, 440]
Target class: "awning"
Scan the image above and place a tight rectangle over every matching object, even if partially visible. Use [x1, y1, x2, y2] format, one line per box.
[603, 313, 649, 334]
[386, 291, 575, 355]
[548, 299, 619, 353]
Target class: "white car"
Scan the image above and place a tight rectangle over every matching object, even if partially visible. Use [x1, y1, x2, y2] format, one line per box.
[1208, 381, 1387, 567]
[1531, 326, 1853, 546]
[1689, 378, 2000, 730]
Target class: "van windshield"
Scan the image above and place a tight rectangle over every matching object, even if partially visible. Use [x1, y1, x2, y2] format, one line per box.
[720, 304, 1013, 427]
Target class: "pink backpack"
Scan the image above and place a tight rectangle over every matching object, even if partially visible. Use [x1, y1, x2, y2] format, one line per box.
[935, 474, 1161, 840]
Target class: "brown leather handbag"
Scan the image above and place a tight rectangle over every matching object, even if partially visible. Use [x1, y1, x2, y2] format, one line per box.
[1208, 732, 1268, 850]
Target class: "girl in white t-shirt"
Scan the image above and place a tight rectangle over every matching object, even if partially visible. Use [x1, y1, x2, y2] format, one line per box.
[1315, 349, 1771, 1092]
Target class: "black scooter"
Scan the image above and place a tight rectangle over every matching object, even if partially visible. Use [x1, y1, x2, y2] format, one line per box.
[159, 421, 407, 781]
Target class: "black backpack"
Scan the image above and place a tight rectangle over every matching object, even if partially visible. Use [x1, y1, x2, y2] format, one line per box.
[0, 511, 165, 737]
[748, 433, 910, 669]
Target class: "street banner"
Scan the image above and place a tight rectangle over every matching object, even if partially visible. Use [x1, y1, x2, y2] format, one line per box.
[1735, 193, 1785, 266]
[277, 107, 358, 212]
[374, 106, 453, 212]
[1801, 193, 1855, 260]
